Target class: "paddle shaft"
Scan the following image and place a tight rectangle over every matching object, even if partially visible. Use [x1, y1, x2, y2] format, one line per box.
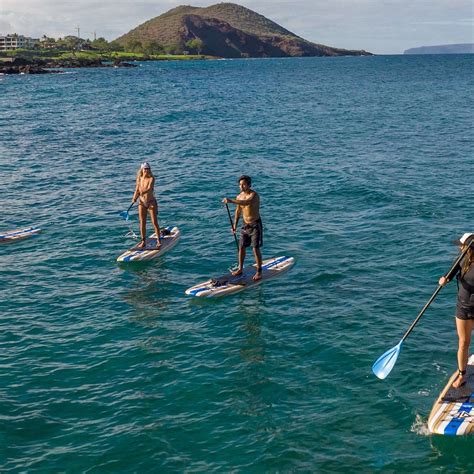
[400, 240, 474, 343]
[225, 203, 239, 251]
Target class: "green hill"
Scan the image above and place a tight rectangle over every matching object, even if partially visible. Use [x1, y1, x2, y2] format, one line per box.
[116, 2, 371, 58]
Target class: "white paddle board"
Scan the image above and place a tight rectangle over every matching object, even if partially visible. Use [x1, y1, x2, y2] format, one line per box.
[0, 227, 41, 243]
[428, 354, 474, 436]
[117, 226, 180, 262]
[185, 255, 294, 298]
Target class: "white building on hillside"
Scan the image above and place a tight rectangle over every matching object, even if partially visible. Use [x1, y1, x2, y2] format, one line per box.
[0, 34, 39, 50]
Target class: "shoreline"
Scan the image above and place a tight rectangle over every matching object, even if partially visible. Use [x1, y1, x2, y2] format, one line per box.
[0, 50, 215, 74]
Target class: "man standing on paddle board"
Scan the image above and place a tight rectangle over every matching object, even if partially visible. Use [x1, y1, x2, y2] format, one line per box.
[439, 233, 474, 388]
[223, 175, 263, 281]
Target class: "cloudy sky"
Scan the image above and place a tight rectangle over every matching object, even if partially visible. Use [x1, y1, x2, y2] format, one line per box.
[1, 0, 472, 54]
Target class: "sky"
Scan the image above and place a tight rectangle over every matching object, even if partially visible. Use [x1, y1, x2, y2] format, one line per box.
[0, 0, 472, 54]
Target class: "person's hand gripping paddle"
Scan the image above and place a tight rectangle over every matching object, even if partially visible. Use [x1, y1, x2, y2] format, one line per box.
[372, 239, 474, 380]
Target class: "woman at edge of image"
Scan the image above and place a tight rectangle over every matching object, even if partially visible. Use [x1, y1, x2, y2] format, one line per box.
[439, 232, 474, 388]
[132, 162, 161, 249]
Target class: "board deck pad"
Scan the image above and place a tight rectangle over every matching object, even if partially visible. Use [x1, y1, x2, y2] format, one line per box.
[117, 226, 180, 262]
[428, 354, 474, 436]
[0, 227, 41, 243]
[185, 256, 294, 298]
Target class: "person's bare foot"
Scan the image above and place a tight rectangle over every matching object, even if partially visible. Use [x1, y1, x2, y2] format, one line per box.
[231, 268, 243, 277]
[137, 240, 146, 249]
[155, 239, 162, 249]
[253, 271, 262, 281]
[453, 370, 466, 388]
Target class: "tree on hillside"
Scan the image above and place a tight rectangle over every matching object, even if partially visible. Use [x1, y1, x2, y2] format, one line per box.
[185, 39, 204, 55]
[56, 35, 82, 50]
[143, 40, 164, 55]
[109, 41, 124, 52]
[91, 37, 109, 50]
[125, 39, 143, 53]
[164, 43, 183, 55]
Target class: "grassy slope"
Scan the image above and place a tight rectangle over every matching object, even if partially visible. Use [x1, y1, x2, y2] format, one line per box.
[0, 49, 206, 61]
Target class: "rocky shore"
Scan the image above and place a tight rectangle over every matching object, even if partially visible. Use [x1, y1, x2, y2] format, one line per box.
[0, 57, 137, 74]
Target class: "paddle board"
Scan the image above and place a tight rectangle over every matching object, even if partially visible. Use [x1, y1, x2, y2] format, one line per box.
[185, 255, 294, 298]
[117, 226, 180, 262]
[427, 354, 474, 436]
[0, 227, 41, 243]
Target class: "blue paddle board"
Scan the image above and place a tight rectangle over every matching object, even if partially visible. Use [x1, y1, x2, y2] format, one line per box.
[117, 226, 180, 262]
[185, 256, 294, 298]
[0, 227, 41, 243]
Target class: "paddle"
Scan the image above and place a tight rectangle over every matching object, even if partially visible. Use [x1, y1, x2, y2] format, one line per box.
[372, 240, 474, 380]
[225, 202, 239, 251]
[225, 202, 240, 273]
[119, 202, 139, 240]
[119, 202, 135, 221]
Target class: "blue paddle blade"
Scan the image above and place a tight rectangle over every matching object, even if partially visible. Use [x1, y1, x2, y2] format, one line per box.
[119, 211, 129, 221]
[372, 341, 402, 380]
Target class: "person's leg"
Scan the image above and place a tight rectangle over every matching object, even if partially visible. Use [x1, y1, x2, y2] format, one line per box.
[453, 318, 474, 388]
[232, 228, 248, 276]
[252, 247, 262, 281]
[232, 246, 246, 276]
[149, 204, 161, 248]
[138, 203, 147, 248]
[251, 220, 263, 281]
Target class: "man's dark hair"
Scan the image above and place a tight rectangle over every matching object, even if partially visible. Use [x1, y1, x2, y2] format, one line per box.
[239, 175, 251, 186]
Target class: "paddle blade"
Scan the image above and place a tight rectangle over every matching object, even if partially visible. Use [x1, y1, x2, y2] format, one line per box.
[119, 211, 129, 221]
[372, 341, 402, 380]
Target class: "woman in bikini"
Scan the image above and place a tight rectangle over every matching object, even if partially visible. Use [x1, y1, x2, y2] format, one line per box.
[439, 233, 474, 388]
[131, 162, 161, 249]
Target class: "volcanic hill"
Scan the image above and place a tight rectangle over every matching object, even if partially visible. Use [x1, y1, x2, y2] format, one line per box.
[116, 3, 371, 58]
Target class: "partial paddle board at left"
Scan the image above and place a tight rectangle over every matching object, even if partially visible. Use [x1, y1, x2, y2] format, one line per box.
[428, 354, 474, 436]
[0, 227, 41, 243]
[117, 226, 180, 262]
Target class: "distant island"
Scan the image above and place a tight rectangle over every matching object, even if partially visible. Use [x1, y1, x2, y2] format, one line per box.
[116, 2, 372, 58]
[404, 43, 474, 55]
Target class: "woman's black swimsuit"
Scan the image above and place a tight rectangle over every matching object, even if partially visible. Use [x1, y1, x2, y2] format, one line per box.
[449, 258, 474, 320]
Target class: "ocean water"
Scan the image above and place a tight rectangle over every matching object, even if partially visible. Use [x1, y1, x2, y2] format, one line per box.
[1, 55, 473, 471]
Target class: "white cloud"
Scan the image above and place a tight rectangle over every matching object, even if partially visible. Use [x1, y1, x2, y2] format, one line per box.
[0, 0, 472, 54]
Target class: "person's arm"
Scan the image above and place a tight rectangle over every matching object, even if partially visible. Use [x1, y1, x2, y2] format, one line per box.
[233, 206, 242, 232]
[132, 178, 140, 203]
[140, 177, 155, 194]
[439, 261, 461, 286]
[227, 191, 255, 206]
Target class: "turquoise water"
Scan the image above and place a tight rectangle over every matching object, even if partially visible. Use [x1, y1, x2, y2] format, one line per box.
[1, 55, 473, 471]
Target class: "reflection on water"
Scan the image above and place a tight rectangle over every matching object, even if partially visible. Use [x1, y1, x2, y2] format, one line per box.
[122, 261, 173, 318]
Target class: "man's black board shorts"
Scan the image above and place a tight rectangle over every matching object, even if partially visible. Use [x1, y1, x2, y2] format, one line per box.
[240, 218, 263, 249]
